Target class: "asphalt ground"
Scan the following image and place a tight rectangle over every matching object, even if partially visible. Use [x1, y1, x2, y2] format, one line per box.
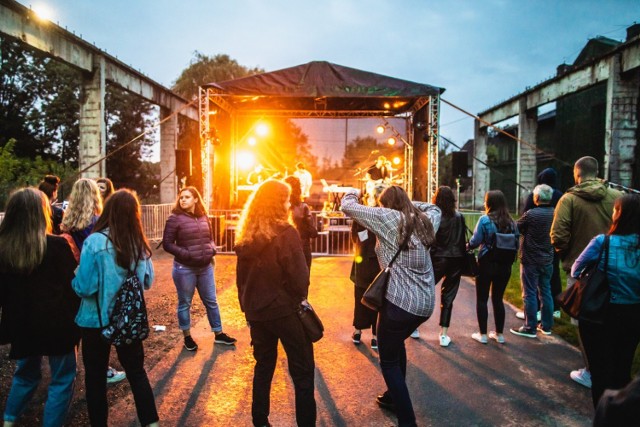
[110, 255, 594, 427]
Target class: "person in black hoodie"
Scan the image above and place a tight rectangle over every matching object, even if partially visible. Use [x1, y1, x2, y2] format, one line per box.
[234, 179, 316, 427]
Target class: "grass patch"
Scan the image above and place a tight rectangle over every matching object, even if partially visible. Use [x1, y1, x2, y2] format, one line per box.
[503, 259, 639, 375]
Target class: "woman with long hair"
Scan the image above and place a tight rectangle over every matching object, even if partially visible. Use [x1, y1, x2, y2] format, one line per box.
[572, 194, 640, 407]
[429, 186, 466, 347]
[61, 178, 103, 251]
[0, 188, 80, 427]
[341, 185, 441, 427]
[468, 190, 518, 344]
[38, 174, 64, 235]
[96, 177, 115, 202]
[234, 180, 316, 427]
[162, 186, 236, 351]
[72, 189, 158, 427]
[284, 175, 317, 271]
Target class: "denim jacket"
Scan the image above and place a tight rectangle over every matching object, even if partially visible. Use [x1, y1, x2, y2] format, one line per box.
[72, 229, 154, 328]
[469, 215, 519, 260]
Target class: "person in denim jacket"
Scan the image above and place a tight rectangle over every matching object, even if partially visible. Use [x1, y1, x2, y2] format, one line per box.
[468, 190, 519, 345]
[72, 189, 159, 427]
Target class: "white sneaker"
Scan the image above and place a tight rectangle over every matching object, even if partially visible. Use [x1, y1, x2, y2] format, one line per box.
[106, 367, 126, 384]
[471, 332, 488, 344]
[410, 329, 420, 339]
[570, 368, 592, 388]
[515, 311, 525, 320]
[489, 331, 505, 344]
[439, 335, 451, 347]
[515, 311, 541, 321]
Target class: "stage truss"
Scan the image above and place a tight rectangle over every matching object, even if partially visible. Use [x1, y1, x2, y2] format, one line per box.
[199, 86, 440, 207]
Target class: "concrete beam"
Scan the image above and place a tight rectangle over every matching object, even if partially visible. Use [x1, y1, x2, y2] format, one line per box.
[472, 120, 489, 210]
[160, 105, 178, 203]
[517, 99, 538, 212]
[78, 56, 106, 178]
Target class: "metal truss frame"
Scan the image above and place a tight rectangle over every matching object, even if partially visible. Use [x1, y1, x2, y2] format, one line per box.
[426, 95, 440, 203]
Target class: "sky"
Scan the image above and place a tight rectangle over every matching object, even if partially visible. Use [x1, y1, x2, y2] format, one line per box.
[27, 0, 640, 162]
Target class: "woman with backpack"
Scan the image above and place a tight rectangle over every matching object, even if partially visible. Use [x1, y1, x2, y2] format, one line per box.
[0, 188, 80, 427]
[468, 190, 519, 345]
[162, 186, 236, 351]
[72, 189, 159, 427]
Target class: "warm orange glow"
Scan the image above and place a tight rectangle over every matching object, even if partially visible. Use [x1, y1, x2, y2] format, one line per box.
[393, 157, 401, 165]
[376, 125, 385, 134]
[255, 123, 269, 137]
[32, 3, 54, 21]
[237, 151, 256, 171]
[387, 137, 396, 145]
[383, 102, 391, 109]
[247, 136, 257, 146]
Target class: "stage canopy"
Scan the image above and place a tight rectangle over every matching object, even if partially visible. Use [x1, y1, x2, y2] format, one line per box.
[203, 60, 445, 117]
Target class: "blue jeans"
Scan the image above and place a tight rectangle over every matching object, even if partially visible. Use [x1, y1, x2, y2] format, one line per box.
[172, 261, 222, 332]
[3, 351, 77, 427]
[377, 301, 428, 427]
[520, 263, 553, 330]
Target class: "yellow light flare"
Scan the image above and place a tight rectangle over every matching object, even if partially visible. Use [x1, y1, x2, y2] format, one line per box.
[237, 151, 256, 171]
[247, 136, 257, 146]
[387, 137, 396, 145]
[255, 123, 269, 137]
[376, 125, 385, 134]
[32, 3, 54, 21]
[393, 157, 401, 165]
[355, 255, 363, 264]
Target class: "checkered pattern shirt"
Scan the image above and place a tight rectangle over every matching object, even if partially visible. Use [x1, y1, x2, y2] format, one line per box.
[341, 191, 442, 317]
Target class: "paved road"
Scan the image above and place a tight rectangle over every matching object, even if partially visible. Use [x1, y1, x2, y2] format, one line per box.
[111, 256, 593, 426]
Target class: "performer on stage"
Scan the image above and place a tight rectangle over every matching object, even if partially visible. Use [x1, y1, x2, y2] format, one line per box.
[247, 165, 269, 185]
[294, 162, 313, 199]
[366, 156, 391, 182]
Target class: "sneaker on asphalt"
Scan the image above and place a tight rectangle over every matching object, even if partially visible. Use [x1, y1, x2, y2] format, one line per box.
[376, 391, 396, 412]
[371, 338, 378, 350]
[537, 325, 552, 335]
[471, 332, 487, 344]
[106, 367, 126, 384]
[352, 331, 361, 344]
[410, 329, 420, 339]
[570, 368, 592, 388]
[214, 332, 237, 345]
[510, 326, 537, 338]
[184, 335, 198, 351]
[439, 335, 451, 347]
[553, 310, 561, 319]
[515, 311, 525, 320]
[488, 331, 505, 344]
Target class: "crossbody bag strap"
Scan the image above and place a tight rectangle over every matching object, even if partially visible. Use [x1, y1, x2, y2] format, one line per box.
[602, 235, 610, 274]
[388, 231, 411, 268]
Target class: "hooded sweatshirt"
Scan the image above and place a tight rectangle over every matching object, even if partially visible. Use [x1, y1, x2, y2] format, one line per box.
[522, 168, 564, 212]
[550, 178, 622, 271]
[234, 223, 309, 322]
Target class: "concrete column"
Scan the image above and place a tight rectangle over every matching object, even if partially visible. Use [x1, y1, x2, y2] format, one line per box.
[473, 119, 489, 210]
[604, 53, 639, 186]
[160, 105, 178, 204]
[79, 55, 106, 178]
[518, 98, 538, 212]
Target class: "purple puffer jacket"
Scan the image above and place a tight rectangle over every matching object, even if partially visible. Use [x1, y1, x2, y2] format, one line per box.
[162, 212, 216, 267]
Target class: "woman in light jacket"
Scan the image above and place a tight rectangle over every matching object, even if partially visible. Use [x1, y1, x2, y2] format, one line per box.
[572, 194, 640, 407]
[72, 189, 159, 427]
[341, 185, 441, 427]
[162, 186, 236, 351]
[0, 188, 79, 427]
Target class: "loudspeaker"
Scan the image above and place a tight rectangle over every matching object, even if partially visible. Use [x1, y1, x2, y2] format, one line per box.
[451, 151, 468, 177]
[175, 149, 192, 177]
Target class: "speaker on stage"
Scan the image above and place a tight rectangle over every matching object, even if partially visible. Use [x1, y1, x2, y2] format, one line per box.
[451, 151, 468, 177]
[175, 149, 192, 178]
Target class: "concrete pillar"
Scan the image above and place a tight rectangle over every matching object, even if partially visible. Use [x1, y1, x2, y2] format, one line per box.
[604, 53, 639, 186]
[473, 119, 489, 210]
[517, 98, 538, 212]
[160, 105, 178, 204]
[79, 55, 106, 178]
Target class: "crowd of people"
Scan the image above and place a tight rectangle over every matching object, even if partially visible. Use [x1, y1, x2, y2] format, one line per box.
[0, 154, 638, 426]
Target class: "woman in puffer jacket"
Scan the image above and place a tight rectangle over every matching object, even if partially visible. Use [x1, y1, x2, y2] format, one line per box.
[162, 186, 236, 351]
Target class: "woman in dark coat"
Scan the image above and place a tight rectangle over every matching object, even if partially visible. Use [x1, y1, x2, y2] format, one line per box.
[0, 188, 80, 427]
[234, 180, 316, 427]
[284, 175, 318, 271]
[162, 186, 236, 351]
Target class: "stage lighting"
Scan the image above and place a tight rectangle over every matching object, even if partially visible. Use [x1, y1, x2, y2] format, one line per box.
[376, 125, 385, 134]
[255, 123, 269, 137]
[247, 136, 257, 146]
[393, 157, 401, 165]
[237, 151, 256, 171]
[387, 137, 396, 145]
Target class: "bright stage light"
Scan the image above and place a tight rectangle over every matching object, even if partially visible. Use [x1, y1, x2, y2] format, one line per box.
[237, 151, 256, 171]
[376, 125, 385, 134]
[255, 123, 269, 137]
[247, 136, 257, 146]
[393, 157, 401, 165]
[387, 137, 396, 145]
[32, 3, 54, 21]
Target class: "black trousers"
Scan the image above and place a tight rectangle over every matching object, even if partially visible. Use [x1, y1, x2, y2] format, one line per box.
[579, 303, 640, 407]
[431, 256, 463, 328]
[250, 313, 316, 427]
[475, 259, 511, 334]
[81, 328, 158, 427]
[353, 286, 378, 334]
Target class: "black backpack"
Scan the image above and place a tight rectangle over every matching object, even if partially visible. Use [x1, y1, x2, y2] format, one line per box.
[486, 220, 518, 264]
[96, 234, 150, 346]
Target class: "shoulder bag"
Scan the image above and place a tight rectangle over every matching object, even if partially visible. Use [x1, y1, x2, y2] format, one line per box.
[361, 244, 404, 311]
[558, 235, 610, 325]
[460, 216, 479, 277]
[296, 301, 324, 342]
